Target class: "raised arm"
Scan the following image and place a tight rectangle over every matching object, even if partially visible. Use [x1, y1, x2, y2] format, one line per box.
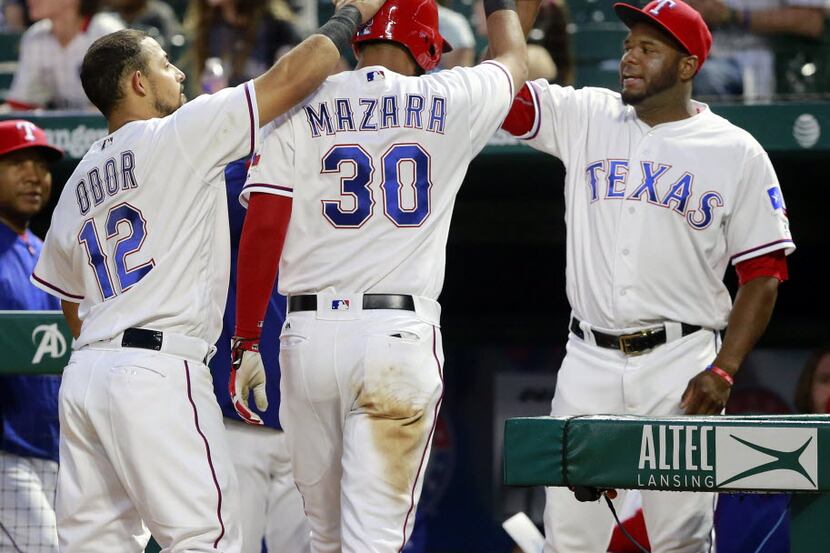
[484, 0, 533, 89]
[253, 0, 387, 125]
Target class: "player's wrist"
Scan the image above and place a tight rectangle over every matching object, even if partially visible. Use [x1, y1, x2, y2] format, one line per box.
[317, 5, 362, 57]
[706, 364, 734, 387]
[231, 335, 260, 353]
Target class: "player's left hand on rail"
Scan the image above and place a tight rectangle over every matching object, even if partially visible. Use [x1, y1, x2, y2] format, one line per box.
[229, 336, 268, 425]
[680, 368, 731, 415]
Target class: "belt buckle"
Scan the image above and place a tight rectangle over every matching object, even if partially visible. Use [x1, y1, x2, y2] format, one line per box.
[619, 329, 657, 355]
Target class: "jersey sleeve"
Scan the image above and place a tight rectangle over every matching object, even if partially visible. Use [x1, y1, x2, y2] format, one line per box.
[726, 151, 796, 265]
[239, 116, 295, 208]
[446, 61, 514, 154]
[30, 228, 84, 303]
[166, 81, 260, 183]
[505, 79, 588, 161]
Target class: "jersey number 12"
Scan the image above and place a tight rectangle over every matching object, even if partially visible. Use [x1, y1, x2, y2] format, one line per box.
[78, 203, 154, 300]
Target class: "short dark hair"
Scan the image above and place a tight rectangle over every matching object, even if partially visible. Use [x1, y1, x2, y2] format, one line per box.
[81, 29, 150, 118]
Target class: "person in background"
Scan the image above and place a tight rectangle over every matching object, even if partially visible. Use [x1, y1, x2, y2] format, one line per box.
[183, 0, 301, 96]
[210, 156, 310, 553]
[436, 0, 475, 68]
[795, 344, 830, 414]
[529, 0, 573, 84]
[106, 0, 182, 50]
[1, 0, 31, 31]
[688, 0, 829, 99]
[0, 119, 64, 553]
[1, 0, 123, 110]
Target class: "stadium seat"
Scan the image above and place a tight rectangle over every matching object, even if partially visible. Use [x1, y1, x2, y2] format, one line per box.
[569, 22, 628, 64]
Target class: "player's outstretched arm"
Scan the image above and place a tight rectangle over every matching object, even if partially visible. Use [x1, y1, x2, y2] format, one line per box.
[482, 0, 532, 91]
[253, 0, 388, 125]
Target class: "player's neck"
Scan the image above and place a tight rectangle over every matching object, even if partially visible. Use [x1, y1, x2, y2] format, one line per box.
[0, 212, 27, 235]
[357, 44, 418, 76]
[634, 89, 696, 127]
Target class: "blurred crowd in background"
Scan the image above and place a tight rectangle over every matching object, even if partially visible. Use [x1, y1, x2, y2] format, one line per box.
[0, 0, 828, 112]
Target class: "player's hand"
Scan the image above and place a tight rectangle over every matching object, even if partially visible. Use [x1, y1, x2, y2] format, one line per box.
[569, 486, 618, 502]
[680, 369, 731, 415]
[229, 337, 268, 425]
[334, 0, 387, 24]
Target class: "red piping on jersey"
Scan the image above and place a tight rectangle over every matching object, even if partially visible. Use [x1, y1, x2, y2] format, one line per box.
[80, 15, 91, 33]
[235, 193, 291, 339]
[398, 326, 444, 552]
[184, 361, 226, 547]
[735, 250, 788, 285]
[730, 239, 794, 264]
[31, 273, 84, 300]
[244, 84, 255, 158]
[241, 182, 293, 195]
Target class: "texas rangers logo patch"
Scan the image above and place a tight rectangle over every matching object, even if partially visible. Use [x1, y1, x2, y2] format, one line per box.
[767, 186, 785, 211]
[331, 299, 351, 310]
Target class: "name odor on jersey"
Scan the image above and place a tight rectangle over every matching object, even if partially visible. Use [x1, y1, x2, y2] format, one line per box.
[74, 150, 138, 215]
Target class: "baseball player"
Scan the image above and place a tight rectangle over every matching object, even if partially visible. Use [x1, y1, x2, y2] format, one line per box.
[228, 0, 530, 550]
[501, 1, 795, 551]
[210, 157, 310, 553]
[0, 120, 63, 553]
[27, 1, 391, 550]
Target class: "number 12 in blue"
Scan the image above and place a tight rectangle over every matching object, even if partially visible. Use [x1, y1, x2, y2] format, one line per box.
[78, 203, 155, 300]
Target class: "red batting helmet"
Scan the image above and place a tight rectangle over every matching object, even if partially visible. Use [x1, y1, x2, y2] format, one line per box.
[352, 0, 453, 72]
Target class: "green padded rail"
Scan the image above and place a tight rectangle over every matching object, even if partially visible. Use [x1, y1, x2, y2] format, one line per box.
[505, 415, 830, 493]
[0, 311, 72, 375]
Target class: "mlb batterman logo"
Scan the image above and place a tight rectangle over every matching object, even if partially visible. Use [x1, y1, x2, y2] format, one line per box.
[715, 426, 818, 490]
[31, 323, 67, 364]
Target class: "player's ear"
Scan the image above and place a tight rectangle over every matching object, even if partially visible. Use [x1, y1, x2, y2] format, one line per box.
[679, 54, 698, 82]
[131, 70, 148, 97]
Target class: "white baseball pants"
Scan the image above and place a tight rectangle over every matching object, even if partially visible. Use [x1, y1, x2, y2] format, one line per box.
[223, 420, 310, 552]
[56, 346, 242, 552]
[0, 450, 59, 552]
[544, 328, 719, 553]
[278, 302, 443, 553]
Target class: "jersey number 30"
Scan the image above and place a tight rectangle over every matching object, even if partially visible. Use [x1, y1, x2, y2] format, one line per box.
[78, 203, 154, 300]
[322, 144, 432, 228]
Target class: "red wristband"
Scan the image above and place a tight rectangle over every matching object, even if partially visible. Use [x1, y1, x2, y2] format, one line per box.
[706, 364, 734, 386]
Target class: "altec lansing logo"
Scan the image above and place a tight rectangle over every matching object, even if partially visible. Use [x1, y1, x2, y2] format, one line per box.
[636, 424, 818, 491]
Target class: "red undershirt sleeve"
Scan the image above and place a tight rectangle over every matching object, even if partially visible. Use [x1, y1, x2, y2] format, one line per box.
[234, 192, 292, 339]
[500, 83, 535, 136]
[734, 250, 789, 286]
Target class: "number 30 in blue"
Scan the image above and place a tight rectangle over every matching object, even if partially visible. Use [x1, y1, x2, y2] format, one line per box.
[322, 143, 432, 228]
[78, 203, 154, 300]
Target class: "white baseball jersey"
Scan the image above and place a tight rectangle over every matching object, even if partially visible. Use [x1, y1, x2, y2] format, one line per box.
[514, 81, 794, 331]
[32, 82, 259, 348]
[7, 13, 124, 109]
[240, 62, 514, 300]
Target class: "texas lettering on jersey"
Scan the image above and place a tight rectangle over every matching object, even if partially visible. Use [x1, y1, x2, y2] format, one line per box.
[584, 159, 723, 230]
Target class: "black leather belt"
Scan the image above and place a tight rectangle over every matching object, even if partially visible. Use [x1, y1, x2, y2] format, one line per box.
[122, 327, 163, 350]
[570, 317, 701, 355]
[288, 294, 415, 313]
